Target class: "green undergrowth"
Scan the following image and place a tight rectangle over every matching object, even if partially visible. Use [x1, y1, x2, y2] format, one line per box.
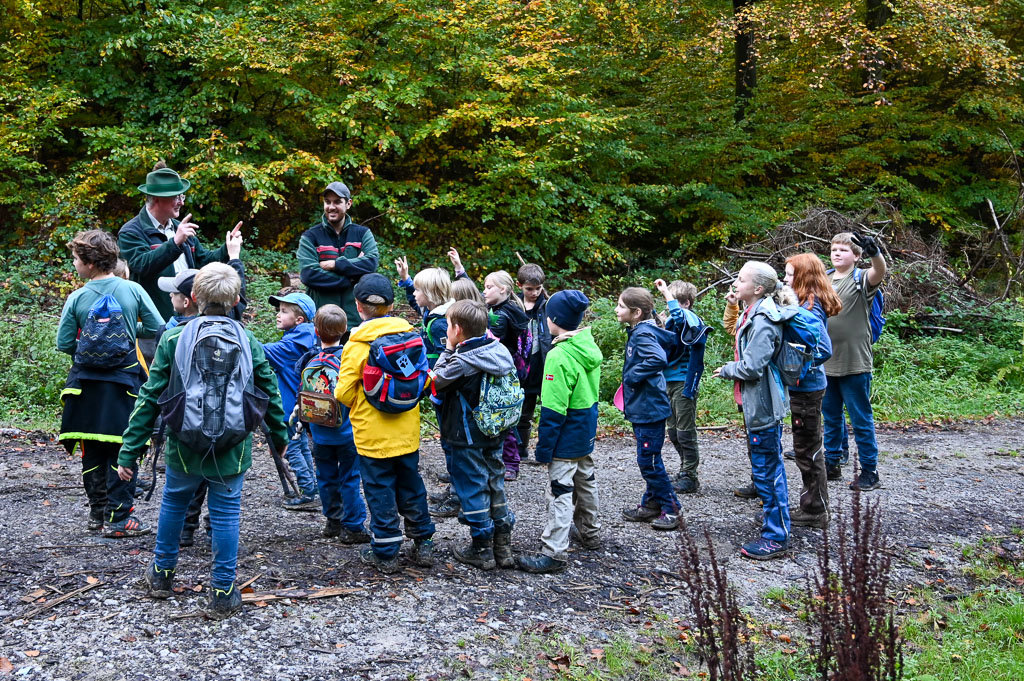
[1, 265, 1022, 432]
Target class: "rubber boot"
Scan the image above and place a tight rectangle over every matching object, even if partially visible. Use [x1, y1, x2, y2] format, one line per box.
[83, 466, 107, 530]
[453, 537, 496, 570]
[493, 530, 514, 569]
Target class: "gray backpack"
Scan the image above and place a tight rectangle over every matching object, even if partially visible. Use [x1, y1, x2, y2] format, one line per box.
[158, 316, 269, 453]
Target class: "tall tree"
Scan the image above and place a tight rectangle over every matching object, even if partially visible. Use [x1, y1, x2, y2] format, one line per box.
[733, 0, 757, 122]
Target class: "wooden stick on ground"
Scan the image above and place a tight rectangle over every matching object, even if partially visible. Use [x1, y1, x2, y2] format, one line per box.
[8, 581, 104, 623]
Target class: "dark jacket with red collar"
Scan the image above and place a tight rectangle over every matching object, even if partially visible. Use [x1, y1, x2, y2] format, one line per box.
[117, 206, 228, 320]
[297, 216, 379, 328]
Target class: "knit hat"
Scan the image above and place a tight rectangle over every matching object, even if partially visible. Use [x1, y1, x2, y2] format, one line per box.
[353, 273, 394, 306]
[546, 290, 589, 331]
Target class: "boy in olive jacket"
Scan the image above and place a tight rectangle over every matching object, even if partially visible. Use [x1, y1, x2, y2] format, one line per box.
[118, 263, 289, 619]
[516, 291, 603, 574]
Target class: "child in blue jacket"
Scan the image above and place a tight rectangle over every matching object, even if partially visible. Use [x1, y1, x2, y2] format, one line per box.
[615, 287, 681, 531]
[264, 292, 319, 508]
[713, 261, 795, 561]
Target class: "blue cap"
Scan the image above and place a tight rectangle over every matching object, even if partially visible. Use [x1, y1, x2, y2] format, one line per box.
[269, 292, 316, 321]
[546, 290, 590, 331]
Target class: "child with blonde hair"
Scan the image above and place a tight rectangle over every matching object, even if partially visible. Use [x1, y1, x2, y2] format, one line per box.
[713, 261, 797, 560]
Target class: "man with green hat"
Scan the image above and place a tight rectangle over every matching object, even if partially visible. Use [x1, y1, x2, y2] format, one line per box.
[118, 163, 242, 331]
[297, 181, 380, 328]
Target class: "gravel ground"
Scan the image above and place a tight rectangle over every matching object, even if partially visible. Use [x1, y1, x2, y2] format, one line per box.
[1, 418, 1023, 680]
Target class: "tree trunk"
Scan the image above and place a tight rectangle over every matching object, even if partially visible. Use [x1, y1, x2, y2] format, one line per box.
[863, 0, 892, 92]
[733, 0, 756, 122]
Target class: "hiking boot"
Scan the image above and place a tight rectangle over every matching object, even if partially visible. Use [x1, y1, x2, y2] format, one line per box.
[322, 518, 342, 539]
[410, 538, 435, 567]
[849, 470, 881, 492]
[504, 468, 519, 482]
[144, 561, 175, 599]
[179, 527, 196, 547]
[517, 553, 567, 574]
[622, 504, 661, 523]
[437, 470, 451, 484]
[673, 472, 700, 494]
[652, 512, 680, 531]
[733, 483, 758, 499]
[87, 509, 104, 532]
[826, 463, 843, 481]
[429, 493, 461, 518]
[790, 507, 829, 529]
[453, 538, 496, 571]
[104, 516, 151, 538]
[282, 492, 320, 511]
[740, 537, 789, 561]
[206, 584, 242, 620]
[359, 548, 401, 574]
[428, 485, 451, 504]
[570, 525, 601, 550]
[338, 527, 371, 545]
[783, 449, 796, 460]
[493, 530, 514, 568]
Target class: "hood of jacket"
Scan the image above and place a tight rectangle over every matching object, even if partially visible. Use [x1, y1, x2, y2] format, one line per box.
[628, 319, 678, 347]
[493, 297, 529, 330]
[552, 327, 602, 371]
[451, 335, 516, 377]
[349, 315, 414, 343]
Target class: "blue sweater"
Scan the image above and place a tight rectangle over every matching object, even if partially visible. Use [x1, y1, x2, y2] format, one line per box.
[262, 322, 318, 417]
[662, 300, 708, 398]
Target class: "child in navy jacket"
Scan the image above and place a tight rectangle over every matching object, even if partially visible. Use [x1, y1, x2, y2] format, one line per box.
[615, 287, 681, 531]
[515, 263, 552, 464]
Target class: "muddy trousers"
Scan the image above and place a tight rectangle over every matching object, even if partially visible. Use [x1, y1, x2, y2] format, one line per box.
[665, 384, 699, 477]
[789, 389, 829, 515]
[540, 456, 600, 560]
[81, 440, 137, 524]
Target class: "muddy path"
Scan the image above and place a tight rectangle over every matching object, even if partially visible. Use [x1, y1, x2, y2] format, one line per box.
[1, 419, 1022, 680]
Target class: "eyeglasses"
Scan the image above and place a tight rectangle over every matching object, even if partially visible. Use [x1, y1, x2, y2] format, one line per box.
[175, 194, 186, 204]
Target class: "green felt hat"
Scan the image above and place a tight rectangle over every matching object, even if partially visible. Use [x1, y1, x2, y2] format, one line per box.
[137, 167, 191, 196]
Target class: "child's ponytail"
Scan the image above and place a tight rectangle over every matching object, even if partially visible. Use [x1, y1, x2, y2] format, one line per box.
[486, 270, 525, 311]
[619, 286, 662, 326]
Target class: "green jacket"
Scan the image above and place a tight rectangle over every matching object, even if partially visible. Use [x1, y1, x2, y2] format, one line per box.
[117, 206, 229, 320]
[118, 320, 289, 478]
[535, 327, 603, 463]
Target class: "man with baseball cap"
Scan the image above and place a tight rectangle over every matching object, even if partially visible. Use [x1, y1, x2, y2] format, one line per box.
[297, 181, 380, 328]
[118, 162, 244, 343]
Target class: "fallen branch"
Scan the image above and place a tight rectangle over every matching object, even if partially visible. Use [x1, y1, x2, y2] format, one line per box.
[919, 326, 964, 334]
[242, 586, 364, 604]
[7, 581, 104, 623]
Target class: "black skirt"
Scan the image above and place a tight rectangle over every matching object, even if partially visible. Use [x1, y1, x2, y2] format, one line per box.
[59, 366, 143, 452]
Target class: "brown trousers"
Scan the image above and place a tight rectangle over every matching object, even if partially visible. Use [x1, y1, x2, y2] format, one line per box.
[790, 389, 829, 515]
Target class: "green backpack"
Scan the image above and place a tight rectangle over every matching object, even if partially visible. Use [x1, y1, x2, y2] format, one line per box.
[462, 372, 524, 439]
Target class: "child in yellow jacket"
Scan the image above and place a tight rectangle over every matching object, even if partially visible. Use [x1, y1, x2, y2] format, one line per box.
[335, 273, 435, 573]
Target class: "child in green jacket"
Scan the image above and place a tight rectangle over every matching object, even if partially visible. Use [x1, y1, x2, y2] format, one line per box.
[516, 291, 603, 574]
[118, 263, 289, 619]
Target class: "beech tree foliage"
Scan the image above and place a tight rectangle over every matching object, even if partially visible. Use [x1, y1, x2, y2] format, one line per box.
[1, 0, 1021, 273]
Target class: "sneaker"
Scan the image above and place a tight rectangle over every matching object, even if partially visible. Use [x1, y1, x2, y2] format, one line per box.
[104, 516, 151, 538]
[740, 537, 789, 561]
[338, 527, 372, 545]
[652, 512, 680, 531]
[206, 584, 242, 620]
[360, 547, 401, 574]
[282, 493, 320, 511]
[826, 463, 843, 481]
[622, 504, 660, 523]
[733, 483, 758, 499]
[322, 518, 342, 539]
[516, 553, 567, 574]
[179, 527, 196, 547]
[429, 493, 461, 518]
[504, 468, 519, 482]
[783, 449, 796, 460]
[790, 507, 829, 529]
[673, 472, 700, 494]
[410, 539, 435, 567]
[569, 525, 601, 550]
[849, 470, 881, 492]
[87, 509, 104, 532]
[452, 539, 496, 570]
[144, 560, 175, 599]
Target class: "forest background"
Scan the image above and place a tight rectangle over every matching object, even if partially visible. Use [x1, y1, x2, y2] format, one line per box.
[1, 0, 1024, 430]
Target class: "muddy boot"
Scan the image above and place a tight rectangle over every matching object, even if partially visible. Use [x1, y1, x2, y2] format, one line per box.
[453, 537, 496, 570]
[492, 530, 514, 569]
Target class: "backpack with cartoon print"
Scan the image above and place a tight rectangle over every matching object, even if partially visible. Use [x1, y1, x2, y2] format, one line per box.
[297, 346, 345, 427]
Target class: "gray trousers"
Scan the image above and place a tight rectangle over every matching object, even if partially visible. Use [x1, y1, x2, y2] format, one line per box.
[540, 456, 600, 560]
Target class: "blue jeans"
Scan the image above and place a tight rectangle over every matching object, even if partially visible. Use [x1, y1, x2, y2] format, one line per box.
[633, 421, 680, 514]
[749, 423, 790, 543]
[822, 373, 878, 473]
[154, 467, 244, 590]
[313, 440, 367, 532]
[286, 425, 316, 495]
[358, 452, 435, 559]
[449, 442, 514, 540]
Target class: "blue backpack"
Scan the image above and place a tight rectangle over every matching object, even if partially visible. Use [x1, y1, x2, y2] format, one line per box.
[74, 293, 134, 369]
[829, 268, 885, 343]
[771, 304, 831, 388]
[362, 331, 431, 413]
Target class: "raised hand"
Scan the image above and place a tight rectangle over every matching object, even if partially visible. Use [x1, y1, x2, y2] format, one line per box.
[851, 230, 881, 258]
[654, 278, 672, 301]
[447, 247, 464, 273]
[173, 213, 197, 246]
[395, 256, 409, 281]
[226, 222, 243, 260]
